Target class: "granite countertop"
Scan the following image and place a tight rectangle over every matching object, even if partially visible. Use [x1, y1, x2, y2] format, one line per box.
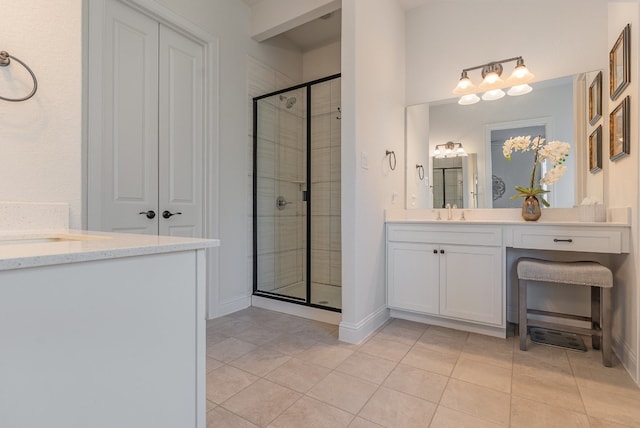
[0, 229, 219, 271]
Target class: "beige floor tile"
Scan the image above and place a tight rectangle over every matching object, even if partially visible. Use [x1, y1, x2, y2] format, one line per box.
[268, 334, 318, 356]
[462, 334, 514, 369]
[214, 318, 256, 337]
[207, 400, 217, 412]
[348, 417, 384, 427]
[514, 343, 571, 371]
[264, 358, 331, 393]
[511, 368, 585, 412]
[430, 405, 504, 428]
[576, 375, 640, 427]
[228, 345, 291, 377]
[207, 337, 258, 363]
[233, 325, 284, 346]
[222, 379, 301, 427]
[510, 396, 590, 428]
[207, 406, 259, 428]
[382, 363, 448, 403]
[440, 379, 510, 426]
[206, 365, 258, 404]
[308, 372, 378, 414]
[401, 345, 458, 376]
[297, 342, 354, 369]
[268, 396, 353, 428]
[207, 330, 230, 346]
[335, 351, 397, 384]
[373, 322, 424, 346]
[451, 356, 512, 393]
[207, 356, 224, 373]
[359, 337, 412, 362]
[358, 386, 437, 428]
[206, 315, 236, 328]
[588, 416, 635, 428]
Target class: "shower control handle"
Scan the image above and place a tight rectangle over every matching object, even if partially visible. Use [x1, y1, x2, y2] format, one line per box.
[162, 210, 182, 219]
[139, 210, 156, 219]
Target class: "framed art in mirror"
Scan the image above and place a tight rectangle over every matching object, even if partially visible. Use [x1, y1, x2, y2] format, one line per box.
[588, 71, 602, 125]
[609, 24, 630, 101]
[609, 96, 630, 161]
[589, 125, 602, 173]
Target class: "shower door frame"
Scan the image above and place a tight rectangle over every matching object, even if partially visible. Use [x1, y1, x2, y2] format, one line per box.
[252, 73, 341, 313]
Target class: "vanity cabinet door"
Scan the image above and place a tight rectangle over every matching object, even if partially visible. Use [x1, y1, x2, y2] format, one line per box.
[387, 242, 439, 315]
[439, 244, 502, 325]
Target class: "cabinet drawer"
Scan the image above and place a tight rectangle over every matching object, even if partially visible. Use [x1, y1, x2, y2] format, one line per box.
[512, 227, 623, 253]
[387, 224, 502, 246]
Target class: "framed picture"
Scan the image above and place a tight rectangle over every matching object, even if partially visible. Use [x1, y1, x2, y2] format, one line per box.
[609, 24, 630, 101]
[588, 71, 602, 125]
[589, 125, 602, 173]
[609, 96, 630, 161]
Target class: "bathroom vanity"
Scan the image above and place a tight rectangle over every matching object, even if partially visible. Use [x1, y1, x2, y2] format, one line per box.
[386, 208, 630, 337]
[0, 203, 218, 428]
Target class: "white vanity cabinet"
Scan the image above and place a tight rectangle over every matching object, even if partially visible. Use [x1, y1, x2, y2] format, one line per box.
[387, 224, 504, 333]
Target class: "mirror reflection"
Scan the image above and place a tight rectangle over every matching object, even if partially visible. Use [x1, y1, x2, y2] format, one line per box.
[406, 74, 595, 210]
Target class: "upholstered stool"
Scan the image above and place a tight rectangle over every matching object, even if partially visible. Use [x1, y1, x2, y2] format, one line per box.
[517, 258, 613, 367]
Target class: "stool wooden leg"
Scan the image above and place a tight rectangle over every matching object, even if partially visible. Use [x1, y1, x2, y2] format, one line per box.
[591, 286, 601, 350]
[602, 287, 612, 367]
[519, 279, 528, 351]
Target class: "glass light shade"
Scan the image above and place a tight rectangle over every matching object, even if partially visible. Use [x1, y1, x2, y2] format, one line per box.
[433, 148, 441, 155]
[507, 84, 533, 96]
[479, 72, 504, 90]
[506, 64, 535, 85]
[452, 76, 476, 95]
[482, 89, 506, 101]
[458, 94, 480, 105]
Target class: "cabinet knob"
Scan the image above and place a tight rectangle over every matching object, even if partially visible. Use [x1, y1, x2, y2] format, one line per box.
[433, 249, 438, 254]
[440, 249, 445, 254]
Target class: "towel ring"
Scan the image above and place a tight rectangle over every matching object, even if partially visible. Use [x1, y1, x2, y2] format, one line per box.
[416, 164, 425, 180]
[0, 51, 38, 102]
[385, 150, 397, 171]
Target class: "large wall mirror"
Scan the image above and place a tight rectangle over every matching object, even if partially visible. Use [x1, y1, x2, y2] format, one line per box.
[405, 72, 603, 210]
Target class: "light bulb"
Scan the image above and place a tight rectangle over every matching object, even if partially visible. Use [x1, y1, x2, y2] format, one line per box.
[479, 72, 505, 90]
[452, 71, 477, 95]
[482, 89, 506, 101]
[458, 94, 480, 105]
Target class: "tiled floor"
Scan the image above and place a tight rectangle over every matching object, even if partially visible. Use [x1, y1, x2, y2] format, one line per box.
[206, 307, 640, 428]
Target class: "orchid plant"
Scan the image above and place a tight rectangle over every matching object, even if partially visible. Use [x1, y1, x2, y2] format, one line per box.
[503, 135, 571, 207]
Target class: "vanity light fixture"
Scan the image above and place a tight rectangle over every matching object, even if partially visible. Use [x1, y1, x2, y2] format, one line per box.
[452, 56, 534, 105]
[433, 141, 467, 158]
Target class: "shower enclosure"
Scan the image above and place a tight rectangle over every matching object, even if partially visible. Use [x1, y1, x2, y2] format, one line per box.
[253, 74, 341, 311]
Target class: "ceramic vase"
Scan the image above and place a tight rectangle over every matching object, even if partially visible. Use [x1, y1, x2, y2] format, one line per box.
[522, 195, 541, 221]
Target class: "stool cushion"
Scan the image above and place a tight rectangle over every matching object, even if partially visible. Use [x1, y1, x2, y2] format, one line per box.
[517, 258, 612, 288]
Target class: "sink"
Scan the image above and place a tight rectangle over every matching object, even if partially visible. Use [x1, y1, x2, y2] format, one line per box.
[0, 233, 108, 246]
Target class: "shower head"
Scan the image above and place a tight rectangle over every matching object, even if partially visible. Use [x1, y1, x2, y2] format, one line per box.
[279, 94, 297, 109]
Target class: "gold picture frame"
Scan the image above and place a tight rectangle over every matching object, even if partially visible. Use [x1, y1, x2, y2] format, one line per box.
[589, 125, 602, 173]
[609, 24, 631, 101]
[609, 96, 630, 161]
[588, 71, 602, 125]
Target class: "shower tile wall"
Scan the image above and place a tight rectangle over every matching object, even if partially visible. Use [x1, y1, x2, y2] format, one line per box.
[310, 79, 341, 289]
[247, 57, 299, 294]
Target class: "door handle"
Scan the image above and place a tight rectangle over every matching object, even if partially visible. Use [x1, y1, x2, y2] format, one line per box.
[139, 210, 156, 219]
[162, 210, 182, 219]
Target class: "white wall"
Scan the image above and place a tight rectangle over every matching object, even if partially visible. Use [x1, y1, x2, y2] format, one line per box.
[607, 1, 639, 383]
[406, 0, 608, 105]
[302, 40, 341, 81]
[250, 0, 340, 41]
[1, 0, 83, 228]
[340, 0, 406, 343]
[154, 0, 303, 317]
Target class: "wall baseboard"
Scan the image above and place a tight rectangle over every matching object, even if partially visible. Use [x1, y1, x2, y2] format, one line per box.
[339, 306, 390, 344]
[209, 295, 251, 319]
[613, 335, 638, 385]
[390, 309, 507, 338]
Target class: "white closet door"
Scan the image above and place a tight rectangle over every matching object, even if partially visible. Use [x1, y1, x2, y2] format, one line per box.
[158, 25, 204, 238]
[101, 0, 159, 234]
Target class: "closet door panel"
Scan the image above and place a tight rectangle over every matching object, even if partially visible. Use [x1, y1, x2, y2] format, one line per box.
[101, 0, 159, 234]
[158, 25, 204, 238]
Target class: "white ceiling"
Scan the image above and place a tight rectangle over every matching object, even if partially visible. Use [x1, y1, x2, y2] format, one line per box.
[242, 0, 434, 52]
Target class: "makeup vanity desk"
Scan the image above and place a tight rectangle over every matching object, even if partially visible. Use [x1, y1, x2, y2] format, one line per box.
[385, 208, 631, 338]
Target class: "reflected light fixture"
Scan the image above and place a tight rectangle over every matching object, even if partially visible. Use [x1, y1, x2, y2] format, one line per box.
[452, 56, 535, 105]
[433, 141, 467, 158]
